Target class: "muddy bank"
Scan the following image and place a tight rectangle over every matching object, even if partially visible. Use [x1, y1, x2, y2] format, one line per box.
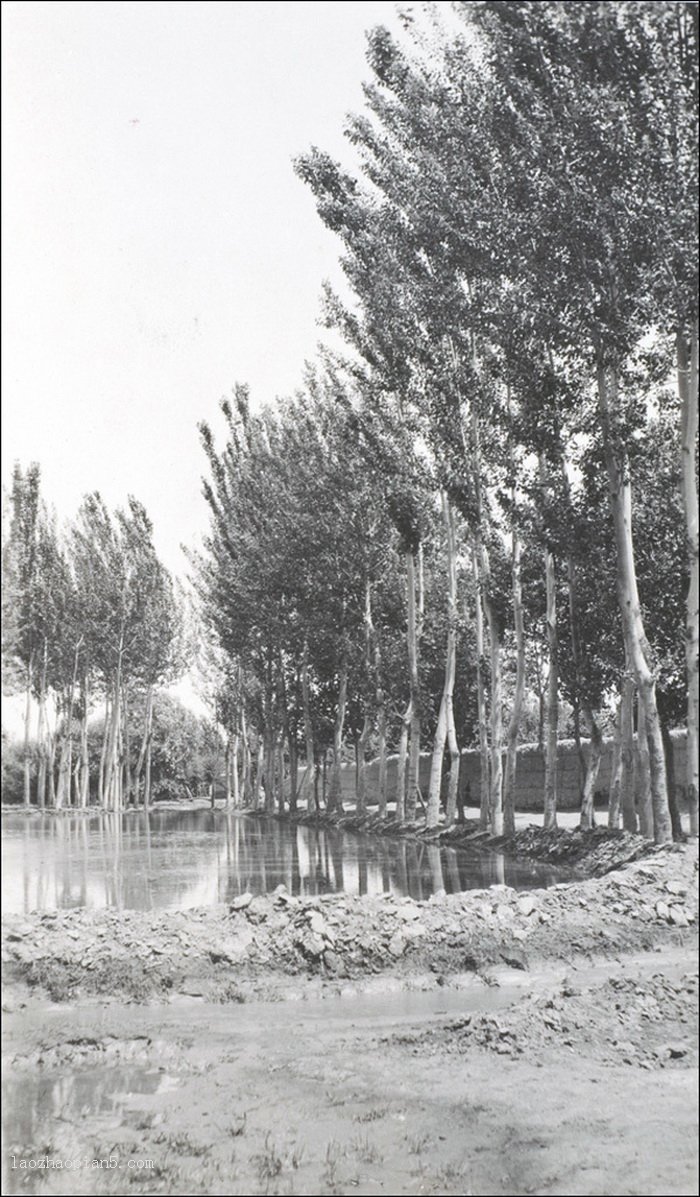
[281, 810, 677, 872]
[3, 945, 698, 1196]
[2, 832, 697, 1006]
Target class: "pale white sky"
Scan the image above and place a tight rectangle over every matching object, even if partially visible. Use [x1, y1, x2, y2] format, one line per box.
[1, 0, 401, 576]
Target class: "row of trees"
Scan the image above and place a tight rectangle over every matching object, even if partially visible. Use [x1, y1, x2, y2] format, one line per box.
[197, 1, 697, 844]
[1, 694, 226, 806]
[2, 466, 184, 809]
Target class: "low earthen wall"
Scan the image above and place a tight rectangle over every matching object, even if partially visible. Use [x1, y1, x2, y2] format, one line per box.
[340, 730, 688, 812]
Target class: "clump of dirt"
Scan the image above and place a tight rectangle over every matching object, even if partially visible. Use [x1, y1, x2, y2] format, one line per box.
[2, 839, 697, 1005]
[392, 967, 699, 1070]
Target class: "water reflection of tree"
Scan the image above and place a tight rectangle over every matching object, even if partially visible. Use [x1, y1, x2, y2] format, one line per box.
[8, 812, 566, 916]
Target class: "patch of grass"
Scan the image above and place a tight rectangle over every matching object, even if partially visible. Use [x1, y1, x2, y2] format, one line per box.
[351, 1133, 383, 1164]
[251, 1133, 284, 1184]
[215, 982, 247, 1004]
[323, 1139, 346, 1191]
[431, 1160, 472, 1193]
[405, 1131, 431, 1155]
[289, 1143, 305, 1170]
[353, 1105, 387, 1123]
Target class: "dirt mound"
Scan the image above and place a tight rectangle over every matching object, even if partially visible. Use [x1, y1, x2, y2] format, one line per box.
[2, 838, 697, 1005]
[392, 967, 699, 1070]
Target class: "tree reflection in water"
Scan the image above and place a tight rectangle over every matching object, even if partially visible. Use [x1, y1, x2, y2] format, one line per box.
[2, 810, 568, 914]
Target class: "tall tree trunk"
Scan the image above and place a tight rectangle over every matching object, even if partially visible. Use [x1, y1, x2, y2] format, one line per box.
[540, 452, 559, 832]
[288, 731, 297, 813]
[99, 692, 110, 807]
[620, 669, 637, 832]
[301, 639, 316, 812]
[104, 635, 124, 810]
[405, 547, 422, 822]
[224, 736, 232, 807]
[427, 495, 458, 829]
[395, 702, 410, 823]
[661, 720, 684, 842]
[635, 697, 654, 838]
[47, 726, 57, 808]
[255, 740, 264, 811]
[123, 686, 132, 807]
[579, 706, 603, 829]
[23, 661, 33, 807]
[445, 703, 461, 829]
[377, 703, 388, 819]
[356, 716, 371, 816]
[503, 531, 526, 836]
[79, 672, 90, 808]
[356, 577, 375, 818]
[56, 639, 81, 810]
[608, 695, 624, 829]
[263, 667, 275, 813]
[277, 734, 286, 814]
[134, 686, 153, 806]
[36, 643, 48, 809]
[677, 323, 699, 836]
[484, 585, 503, 835]
[597, 361, 672, 844]
[240, 705, 252, 806]
[231, 730, 241, 808]
[327, 659, 348, 814]
[471, 552, 490, 829]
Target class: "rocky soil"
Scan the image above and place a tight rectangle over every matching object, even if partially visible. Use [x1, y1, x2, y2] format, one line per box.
[2, 830, 696, 1006]
[2, 830, 698, 1196]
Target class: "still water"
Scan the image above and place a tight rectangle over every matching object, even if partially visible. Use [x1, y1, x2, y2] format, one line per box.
[2, 810, 568, 914]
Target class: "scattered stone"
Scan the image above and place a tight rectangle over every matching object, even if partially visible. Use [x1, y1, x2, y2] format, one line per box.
[399, 904, 420, 922]
[388, 932, 406, 958]
[668, 906, 690, 927]
[308, 911, 326, 937]
[500, 948, 528, 971]
[517, 895, 537, 917]
[230, 893, 253, 911]
[667, 1043, 689, 1059]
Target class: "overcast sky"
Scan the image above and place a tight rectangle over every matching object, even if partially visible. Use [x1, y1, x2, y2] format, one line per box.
[1, 0, 400, 576]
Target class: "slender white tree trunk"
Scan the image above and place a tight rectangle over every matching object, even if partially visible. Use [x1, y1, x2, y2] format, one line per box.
[579, 706, 603, 829]
[635, 697, 654, 839]
[471, 553, 491, 829]
[79, 673, 90, 808]
[597, 361, 672, 844]
[405, 547, 422, 822]
[608, 695, 624, 829]
[503, 532, 526, 836]
[301, 640, 316, 812]
[620, 670, 637, 832]
[327, 659, 348, 814]
[395, 702, 410, 824]
[540, 454, 559, 832]
[23, 662, 33, 807]
[427, 495, 458, 829]
[677, 323, 699, 836]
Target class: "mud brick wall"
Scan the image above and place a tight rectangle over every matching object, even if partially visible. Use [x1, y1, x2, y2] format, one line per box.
[340, 730, 688, 813]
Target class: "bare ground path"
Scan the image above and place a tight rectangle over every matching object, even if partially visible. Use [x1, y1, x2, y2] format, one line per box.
[2, 834, 698, 1196]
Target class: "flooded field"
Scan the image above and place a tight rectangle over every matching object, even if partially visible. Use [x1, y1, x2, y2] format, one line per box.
[1, 810, 568, 913]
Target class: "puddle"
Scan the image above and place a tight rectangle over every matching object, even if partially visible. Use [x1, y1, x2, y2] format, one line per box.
[2, 1062, 178, 1147]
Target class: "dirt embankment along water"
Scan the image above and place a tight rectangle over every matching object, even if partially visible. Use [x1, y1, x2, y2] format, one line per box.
[2, 829, 698, 1196]
[1, 827, 696, 1005]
